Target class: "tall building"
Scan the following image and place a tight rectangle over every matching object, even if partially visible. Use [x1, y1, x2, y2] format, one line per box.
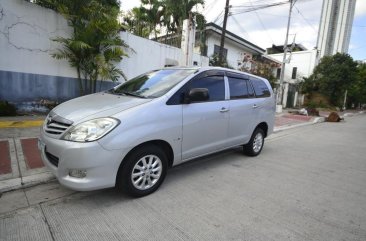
[316, 0, 356, 58]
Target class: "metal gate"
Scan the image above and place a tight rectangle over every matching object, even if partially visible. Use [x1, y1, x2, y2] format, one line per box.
[286, 84, 296, 108]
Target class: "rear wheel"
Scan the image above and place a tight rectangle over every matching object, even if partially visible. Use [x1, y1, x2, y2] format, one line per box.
[117, 145, 167, 197]
[243, 128, 265, 156]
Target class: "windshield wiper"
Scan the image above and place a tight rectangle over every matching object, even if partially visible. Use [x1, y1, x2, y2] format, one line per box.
[107, 89, 116, 94]
[108, 89, 148, 98]
[121, 91, 147, 98]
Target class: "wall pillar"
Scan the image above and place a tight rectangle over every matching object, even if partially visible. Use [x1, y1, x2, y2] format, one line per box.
[181, 18, 196, 66]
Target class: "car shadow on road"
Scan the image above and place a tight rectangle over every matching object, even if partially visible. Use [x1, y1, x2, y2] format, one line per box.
[33, 146, 266, 211]
[88, 147, 252, 200]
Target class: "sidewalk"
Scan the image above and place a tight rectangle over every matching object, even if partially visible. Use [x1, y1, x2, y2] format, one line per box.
[0, 115, 54, 192]
[0, 110, 363, 193]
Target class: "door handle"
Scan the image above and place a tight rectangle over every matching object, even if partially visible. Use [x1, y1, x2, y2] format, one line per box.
[220, 107, 229, 113]
[253, 104, 259, 109]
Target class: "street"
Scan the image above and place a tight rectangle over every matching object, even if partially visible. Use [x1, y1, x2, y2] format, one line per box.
[1, 114, 366, 241]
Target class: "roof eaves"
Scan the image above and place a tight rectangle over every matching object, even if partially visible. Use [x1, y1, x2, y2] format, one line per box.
[205, 22, 265, 54]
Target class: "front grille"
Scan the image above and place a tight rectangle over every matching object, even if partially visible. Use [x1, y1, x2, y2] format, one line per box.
[45, 120, 71, 135]
[45, 148, 59, 167]
[44, 113, 73, 136]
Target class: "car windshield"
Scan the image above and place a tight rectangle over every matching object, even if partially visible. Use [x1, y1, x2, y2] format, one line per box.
[109, 69, 197, 98]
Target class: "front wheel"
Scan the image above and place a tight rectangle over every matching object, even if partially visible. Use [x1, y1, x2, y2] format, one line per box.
[117, 145, 167, 197]
[243, 128, 265, 156]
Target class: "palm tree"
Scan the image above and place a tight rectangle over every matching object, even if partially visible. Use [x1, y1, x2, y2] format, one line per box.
[51, 37, 91, 95]
[123, 0, 205, 38]
[164, 0, 204, 35]
[34, 0, 128, 94]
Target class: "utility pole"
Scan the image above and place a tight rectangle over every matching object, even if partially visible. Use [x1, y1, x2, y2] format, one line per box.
[218, 0, 230, 66]
[277, 0, 295, 112]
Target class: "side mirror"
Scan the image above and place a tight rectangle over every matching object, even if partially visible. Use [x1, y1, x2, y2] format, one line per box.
[185, 88, 209, 103]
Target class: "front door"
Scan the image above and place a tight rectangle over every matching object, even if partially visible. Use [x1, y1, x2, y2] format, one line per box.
[181, 72, 229, 160]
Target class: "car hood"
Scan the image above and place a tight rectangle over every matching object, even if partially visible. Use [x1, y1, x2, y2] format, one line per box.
[51, 92, 152, 123]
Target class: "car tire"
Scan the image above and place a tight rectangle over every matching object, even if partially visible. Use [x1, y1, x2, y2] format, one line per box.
[117, 145, 168, 197]
[243, 128, 265, 157]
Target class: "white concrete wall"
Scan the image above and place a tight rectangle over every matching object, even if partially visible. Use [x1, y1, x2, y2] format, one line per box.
[268, 50, 318, 83]
[0, 0, 209, 104]
[120, 32, 209, 80]
[205, 33, 255, 69]
[119, 32, 183, 79]
[269, 50, 317, 108]
[192, 53, 209, 67]
[0, 0, 209, 82]
[0, 0, 76, 78]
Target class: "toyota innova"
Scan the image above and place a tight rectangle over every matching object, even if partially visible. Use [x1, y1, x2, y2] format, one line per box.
[39, 67, 275, 197]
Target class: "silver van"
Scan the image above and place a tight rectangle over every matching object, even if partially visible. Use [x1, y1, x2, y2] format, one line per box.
[39, 67, 275, 197]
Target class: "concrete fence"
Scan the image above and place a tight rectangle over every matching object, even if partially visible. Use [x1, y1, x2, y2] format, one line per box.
[0, 0, 209, 111]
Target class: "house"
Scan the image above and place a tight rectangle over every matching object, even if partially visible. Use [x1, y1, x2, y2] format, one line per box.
[267, 45, 318, 108]
[194, 22, 266, 69]
[152, 22, 281, 83]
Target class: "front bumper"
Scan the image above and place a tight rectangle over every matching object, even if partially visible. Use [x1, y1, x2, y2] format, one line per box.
[39, 131, 128, 191]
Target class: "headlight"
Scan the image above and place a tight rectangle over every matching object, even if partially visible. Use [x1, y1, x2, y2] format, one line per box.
[62, 117, 119, 142]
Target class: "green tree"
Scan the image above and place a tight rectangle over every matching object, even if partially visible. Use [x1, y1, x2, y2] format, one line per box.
[209, 54, 231, 68]
[122, 0, 205, 38]
[164, 0, 204, 34]
[123, 0, 165, 39]
[349, 63, 366, 107]
[302, 53, 358, 107]
[248, 62, 277, 88]
[122, 8, 151, 38]
[32, 0, 128, 95]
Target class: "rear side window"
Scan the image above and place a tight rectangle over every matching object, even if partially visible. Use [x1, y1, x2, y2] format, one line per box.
[190, 76, 225, 101]
[250, 78, 271, 98]
[228, 77, 253, 99]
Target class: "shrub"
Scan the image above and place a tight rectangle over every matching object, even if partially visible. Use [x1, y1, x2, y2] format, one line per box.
[0, 101, 17, 116]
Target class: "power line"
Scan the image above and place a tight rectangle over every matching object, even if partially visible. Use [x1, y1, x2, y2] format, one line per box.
[349, 45, 366, 52]
[231, 0, 288, 8]
[294, 5, 317, 33]
[230, 1, 289, 15]
[217, 17, 225, 27]
[230, 14, 254, 42]
[249, 0, 275, 45]
[213, 10, 224, 24]
[258, 12, 366, 28]
[202, 0, 217, 15]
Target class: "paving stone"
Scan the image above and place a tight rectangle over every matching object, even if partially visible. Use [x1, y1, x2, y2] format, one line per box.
[0, 140, 11, 174]
[21, 138, 44, 169]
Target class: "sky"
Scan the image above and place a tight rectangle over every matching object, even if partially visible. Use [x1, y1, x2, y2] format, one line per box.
[121, 0, 366, 61]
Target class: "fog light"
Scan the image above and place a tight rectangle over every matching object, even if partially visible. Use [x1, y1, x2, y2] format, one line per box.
[69, 169, 87, 178]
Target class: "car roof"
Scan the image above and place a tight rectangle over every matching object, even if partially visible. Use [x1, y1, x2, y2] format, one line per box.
[162, 66, 269, 81]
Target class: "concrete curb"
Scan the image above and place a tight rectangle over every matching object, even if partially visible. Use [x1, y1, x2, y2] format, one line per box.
[274, 116, 326, 133]
[273, 110, 365, 133]
[0, 120, 44, 128]
[341, 110, 365, 118]
[0, 172, 55, 193]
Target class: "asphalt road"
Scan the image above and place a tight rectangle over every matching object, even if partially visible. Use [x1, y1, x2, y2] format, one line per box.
[1, 114, 366, 241]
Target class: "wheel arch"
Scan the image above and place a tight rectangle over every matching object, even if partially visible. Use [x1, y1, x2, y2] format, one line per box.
[255, 122, 268, 137]
[119, 140, 174, 170]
